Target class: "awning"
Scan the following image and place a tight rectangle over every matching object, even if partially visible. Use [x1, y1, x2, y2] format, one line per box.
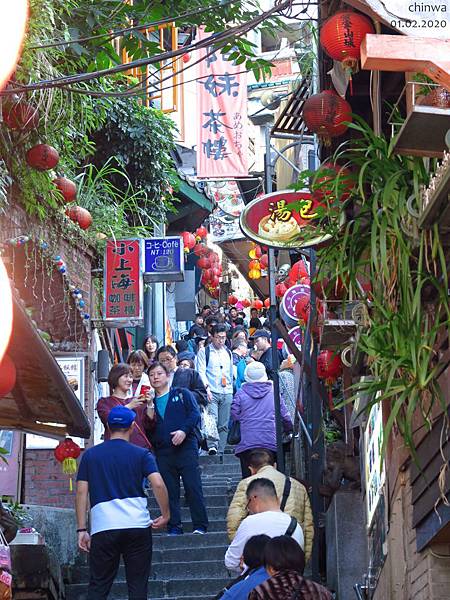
[1, 294, 91, 439]
[167, 176, 214, 233]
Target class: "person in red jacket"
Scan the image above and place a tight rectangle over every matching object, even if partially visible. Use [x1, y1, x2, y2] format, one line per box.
[96, 363, 154, 450]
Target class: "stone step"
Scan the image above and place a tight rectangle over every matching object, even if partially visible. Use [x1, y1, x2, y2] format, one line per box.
[148, 494, 230, 508]
[67, 577, 232, 599]
[199, 454, 238, 465]
[152, 531, 229, 548]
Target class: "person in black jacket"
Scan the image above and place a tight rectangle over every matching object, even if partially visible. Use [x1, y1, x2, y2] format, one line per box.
[156, 345, 208, 408]
[253, 330, 277, 381]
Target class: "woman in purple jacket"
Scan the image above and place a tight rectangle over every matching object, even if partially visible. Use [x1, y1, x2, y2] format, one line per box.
[230, 362, 293, 478]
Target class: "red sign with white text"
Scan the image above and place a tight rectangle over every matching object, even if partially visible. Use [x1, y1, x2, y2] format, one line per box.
[197, 28, 248, 178]
[104, 239, 143, 322]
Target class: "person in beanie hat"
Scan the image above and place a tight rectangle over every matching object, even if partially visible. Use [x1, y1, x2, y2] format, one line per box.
[230, 362, 293, 478]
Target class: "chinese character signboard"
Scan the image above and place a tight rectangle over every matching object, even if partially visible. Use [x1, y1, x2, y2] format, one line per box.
[364, 397, 385, 527]
[240, 190, 335, 249]
[197, 28, 248, 178]
[143, 237, 184, 283]
[104, 239, 143, 325]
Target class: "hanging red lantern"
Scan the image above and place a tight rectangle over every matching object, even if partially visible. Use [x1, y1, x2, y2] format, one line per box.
[209, 275, 220, 288]
[26, 144, 59, 171]
[202, 268, 214, 282]
[248, 269, 261, 280]
[303, 90, 352, 146]
[0, 354, 16, 398]
[317, 350, 343, 410]
[2, 101, 39, 131]
[209, 288, 220, 299]
[260, 254, 269, 269]
[253, 299, 264, 310]
[195, 225, 208, 239]
[211, 267, 221, 278]
[320, 12, 375, 74]
[248, 259, 261, 271]
[54, 438, 81, 491]
[242, 299, 251, 308]
[194, 243, 208, 256]
[181, 231, 196, 252]
[248, 244, 262, 259]
[312, 162, 354, 202]
[66, 206, 93, 230]
[264, 298, 271, 309]
[275, 282, 288, 298]
[228, 295, 238, 306]
[53, 177, 77, 203]
[289, 260, 309, 285]
[182, 53, 190, 64]
[197, 256, 211, 270]
[295, 293, 311, 326]
[209, 252, 220, 264]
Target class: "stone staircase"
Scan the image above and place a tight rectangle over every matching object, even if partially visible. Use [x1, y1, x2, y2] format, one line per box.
[66, 451, 241, 600]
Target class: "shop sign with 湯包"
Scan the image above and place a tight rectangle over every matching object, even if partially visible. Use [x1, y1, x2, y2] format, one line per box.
[143, 237, 184, 283]
[104, 239, 144, 326]
[196, 28, 248, 178]
[240, 190, 334, 249]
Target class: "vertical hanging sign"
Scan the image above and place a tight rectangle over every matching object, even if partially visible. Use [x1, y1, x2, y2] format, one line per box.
[104, 239, 144, 325]
[197, 28, 248, 178]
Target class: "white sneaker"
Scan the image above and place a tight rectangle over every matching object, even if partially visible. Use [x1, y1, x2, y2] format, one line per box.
[208, 447, 218, 456]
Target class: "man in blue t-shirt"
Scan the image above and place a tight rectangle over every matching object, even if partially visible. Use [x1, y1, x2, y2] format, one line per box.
[76, 406, 170, 600]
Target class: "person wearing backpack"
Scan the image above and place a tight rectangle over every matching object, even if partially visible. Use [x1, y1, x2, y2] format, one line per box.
[196, 324, 234, 455]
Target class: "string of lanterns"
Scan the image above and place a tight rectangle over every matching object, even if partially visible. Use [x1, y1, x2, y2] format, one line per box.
[181, 226, 222, 298]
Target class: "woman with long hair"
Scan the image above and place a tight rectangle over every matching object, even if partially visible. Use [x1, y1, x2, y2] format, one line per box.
[142, 334, 159, 365]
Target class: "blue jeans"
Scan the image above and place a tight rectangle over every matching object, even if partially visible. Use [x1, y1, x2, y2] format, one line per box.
[210, 391, 233, 453]
[156, 444, 208, 531]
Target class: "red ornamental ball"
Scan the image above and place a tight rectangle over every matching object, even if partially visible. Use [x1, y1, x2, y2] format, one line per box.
[264, 298, 271, 309]
[228, 295, 238, 306]
[0, 354, 16, 398]
[317, 350, 343, 382]
[195, 225, 208, 239]
[295, 293, 311, 323]
[260, 254, 269, 269]
[53, 177, 77, 203]
[182, 231, 196, 251]
[209, 275, 220, 288]
[194, 243, 208, 257]
[313, 163, 354, 202]
[242, 299, 251, 308]
[197, 256, 211, 270]
[275, 282, 288, 298]
[303, 90, 352, 141]
[253, 299, 263, 310]
[320, 12, 375, 67]
[65, 206, 93, 230]
[2, 101, 39, 131]
[26, 144, 59, 171]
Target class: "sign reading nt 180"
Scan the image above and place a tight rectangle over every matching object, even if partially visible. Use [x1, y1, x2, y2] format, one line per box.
[143, 237, 185, 283]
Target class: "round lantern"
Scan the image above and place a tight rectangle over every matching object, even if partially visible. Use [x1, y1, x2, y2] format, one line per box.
[260, 254, 269, 269]
[275, 282, 288, 298]
[209, 252, 220, 264]
[320, 12, 375, 73]
[194, 243, 208, 257]
[228, 295, 238, 306]
[182, 231, 196, 252]
[209, 275, 220, 288]
[197, 256, 211, 270]
[289, 260, 309, 285]
[66, 206, 93, 230]
[264, 298, 271, 309]
[242, 299, 251, 308]
[303, 90, 352, 145]
[295, 293, 311, 326]
[54, 438, 81, 491]
[248, 269, 261, 280]
[0, 257, 13, 364]
[253, 299, 264, 310]
[2, 101, 39, 131]
[317, 350, 343, 409]
[195, 225, 208, 239]
[182, 53, 190, 64]
[53, 177, 77, 202]
[312, 162, 354, 202]
[248, 244, 262, 259]
[0, 354, 16, 397]
[26, 144, 59, 171]
[248, 259, 261, 271]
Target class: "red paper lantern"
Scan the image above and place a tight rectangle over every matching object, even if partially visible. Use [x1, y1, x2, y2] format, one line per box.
[275, 282, 288, 298]
[289, 260, 309, 285]
[303, 90, 352, 145]
[0, 354, 16, 397]
[26, 144, 59, 171]
[313, 162, 354, 202]
[211, 267, 221, 278]
[2, 101, 39, 131]
[182, 231, 196, 251]
[228, 295, 238, 305]
[182, 53, 190, 63]
[253, 299, 263, 310]
[194, 243, 207, 256]
[320, 12, 374, 72]
[53, 177, 77, 203]
[242, 299, 251, 308]
[317, 350, 343, 383]
[260, 254, 269, 269]
[264, 298, 271, 309]
[248, 244, 262, 259]
[66, 206, 93, 230]
[248, 259, 261, 271]
[54, 438, 81, 491]
[195, 225, 208, 239]
[295, 293, 311, 325]
[197, 256, 211, 270]
[209, 252, 220, 264]
[209, 288, 220, 299]
[202, 268, 214, 282]
[209, 275, 220, 288]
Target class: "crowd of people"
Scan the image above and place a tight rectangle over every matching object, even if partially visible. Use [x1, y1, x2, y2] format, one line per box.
[75, 300, 332, 599]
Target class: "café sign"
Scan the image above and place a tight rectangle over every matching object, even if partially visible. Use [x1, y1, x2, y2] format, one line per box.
[143, 236, 184, 283]
[239, 190, 333, 249]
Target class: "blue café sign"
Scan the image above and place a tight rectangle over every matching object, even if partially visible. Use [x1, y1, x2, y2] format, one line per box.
[143, 237, 185, 282]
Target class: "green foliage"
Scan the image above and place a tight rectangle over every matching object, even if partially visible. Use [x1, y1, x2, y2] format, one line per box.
[90, 98, 178, 225]
[0, 447, 8, 465]
[293, 116, 448, 460]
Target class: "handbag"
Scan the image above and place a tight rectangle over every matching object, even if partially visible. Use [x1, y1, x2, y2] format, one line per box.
[227, 420, 241, 445]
